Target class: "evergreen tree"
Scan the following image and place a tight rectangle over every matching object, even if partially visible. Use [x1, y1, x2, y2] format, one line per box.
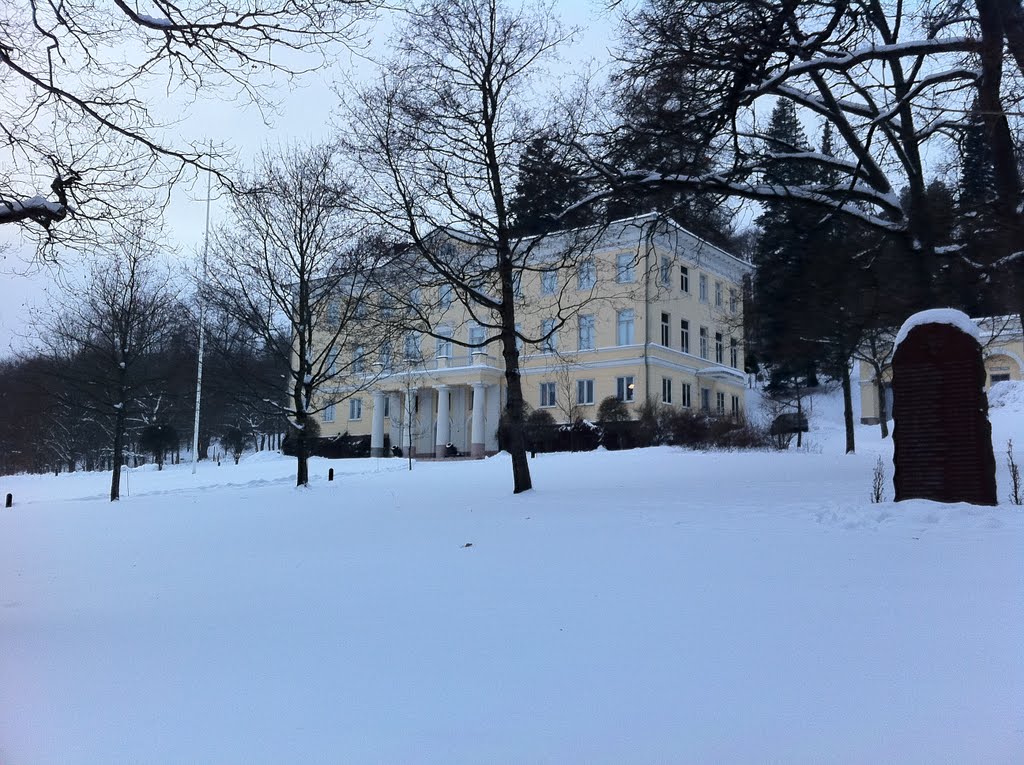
[508, 133, 593, 236]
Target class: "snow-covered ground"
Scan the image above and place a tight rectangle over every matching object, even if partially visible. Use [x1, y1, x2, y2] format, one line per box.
[2, 387, 1022, 763]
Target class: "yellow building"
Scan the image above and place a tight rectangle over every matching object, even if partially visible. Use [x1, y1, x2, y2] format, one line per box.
[859, 315, 1024, 425]
[317, 214, 752, 458]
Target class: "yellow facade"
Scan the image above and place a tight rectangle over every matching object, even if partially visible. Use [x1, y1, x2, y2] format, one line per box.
[315, 214, 752, 457]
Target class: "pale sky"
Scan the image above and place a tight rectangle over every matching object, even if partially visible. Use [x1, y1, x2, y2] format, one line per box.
[0, 0, 619, 358]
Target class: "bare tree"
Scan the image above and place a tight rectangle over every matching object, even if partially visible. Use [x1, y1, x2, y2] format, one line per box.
[206, 144, 396, 487]
[1, 0, 380, 252]
[31, 220, 181, 499]
[340, 0, 601, 494]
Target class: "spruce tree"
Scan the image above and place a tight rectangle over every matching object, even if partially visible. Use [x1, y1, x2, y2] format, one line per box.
[508, 134, 592, 236]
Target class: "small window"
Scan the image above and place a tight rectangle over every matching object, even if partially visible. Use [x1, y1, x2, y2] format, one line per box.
[661, 312, 671, 347]
[991, 373, 1011, 384]
[541, 271, 558, 295]
[349, 398, 363, 421]
[681, 382, 692, 408]
[379, 343, 392, 373]
[699, 326, 709, 359]
[715, 332, 724, 364]
[730, 338, 739, 368]
[680, 320, 690, 354]
[469, 324, 487, 348]
[439, 284, 453, 310]
[715, 281, 723, 307]
[328, 349, 339, 376]
[716, 392, 726, 415]
[435, 329, 453, 359]
[540, 382, 557, 408]
[660, 257, 671, 286]
[617, 375, 635, 402]
[577, 379, 594, 405]
[699, 274, 708, 303]
[662, 377, 672, 405]
[578, 314, 596, 351]
[700, 388, 711, 412]
[541, 318, 557, 353]
[731, 394, 741, 418]
[353, 346, 366, 373]
[616, 253, 636, 283]
[729, 288, 738, 313]
[577, 258, 596, 290]
[404, 333, 420, 361]
[323, 403, 336, 423]
[383, 397, 390, 418]
[326, 299, 340, 325]
[680, 265, 690, 293]
[617, 309, 635, 346]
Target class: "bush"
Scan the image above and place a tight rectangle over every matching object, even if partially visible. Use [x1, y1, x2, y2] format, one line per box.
[139, 422, 178, 469]
[221, 426, 249, 464]
[597, 395, 630, 423]
[525, 408, 556, 444]
[560, 418, 602, 452]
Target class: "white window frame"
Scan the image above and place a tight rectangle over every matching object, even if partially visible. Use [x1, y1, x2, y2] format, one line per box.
[730, 338, 739, 368]
[616, 253, 636, 283]
[469, 323, 487, 349]
[439, 283, 453, 310]
[349, 398, 363, 421]
[404, 333, 420, 361]
[323, 402, 336, 423]
[541, 270, 558, 295]
[578, 314, 595, 351]
[680, 319, 690, 354]
[662, 377, 672, 405]
[617, 309, 635, 346]
[699, 274, 708, 303]
[353, 346, 366, 374]
[577, 258, 596, 290]
[700, 387, 711, 412]
[541, 318, 557, 353]
[660, 256, 671, 286]
[661, 312, 671, 347]
[577, 378, 594, 405]
[699, 326, 709, 359]
[729, 288, 738, 313]
[435, 328, 453, 359]
[731, 394, 741, 418]
[715, 332, 724, 364]
[681, 382, 692, 408]
[617, 375, 635, 402]
[716, 391, 726, 416]
[715, 281, 723, 307]
[680, 265, 690, 293]
[540, 381, 557, 408]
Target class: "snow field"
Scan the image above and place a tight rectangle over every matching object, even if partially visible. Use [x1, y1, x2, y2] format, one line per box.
[1, 387, 1022, 763]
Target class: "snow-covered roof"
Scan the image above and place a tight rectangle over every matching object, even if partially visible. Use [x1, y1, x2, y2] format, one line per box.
[893, 308, 981, 352]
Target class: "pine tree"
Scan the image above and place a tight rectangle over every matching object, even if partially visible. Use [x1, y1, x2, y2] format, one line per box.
[508, 134, 593, 236]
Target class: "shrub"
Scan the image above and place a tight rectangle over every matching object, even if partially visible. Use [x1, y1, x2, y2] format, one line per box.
[221, 426, 249, 464]
[597, 395, 630, 423]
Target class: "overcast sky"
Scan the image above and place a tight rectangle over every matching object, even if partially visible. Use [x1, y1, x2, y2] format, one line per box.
[0, 0, 618, 359]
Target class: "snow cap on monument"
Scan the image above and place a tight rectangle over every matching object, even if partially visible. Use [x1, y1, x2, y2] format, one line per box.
[894, 308, 979, 351]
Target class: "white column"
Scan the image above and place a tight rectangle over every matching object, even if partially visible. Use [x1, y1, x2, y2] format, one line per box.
[370, 391, 386, 458]
[403, 389, 415, 456]
[435, 385, 451, 457]
[471, 383, 487, 458]
[388, 392, 401, 451]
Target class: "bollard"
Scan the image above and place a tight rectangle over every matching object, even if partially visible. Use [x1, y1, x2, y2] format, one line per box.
[5, 493, 11, 508]
[328, 468, 334, 482]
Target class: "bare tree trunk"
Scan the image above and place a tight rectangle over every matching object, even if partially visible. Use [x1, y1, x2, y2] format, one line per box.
[842, 368, 855, 454]
[110, 407, 125, 501]
[874, 363, 890, 438]
[499, 305, 531, 494]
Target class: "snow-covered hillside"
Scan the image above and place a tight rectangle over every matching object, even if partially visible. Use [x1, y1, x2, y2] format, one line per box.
[1, 390, 1022, 763]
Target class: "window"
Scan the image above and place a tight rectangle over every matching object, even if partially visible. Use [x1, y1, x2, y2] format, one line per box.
[617, 376, 635, 402]
[469, 324, 487, 348]
[541, 270, 558, 295]
[617, 309, 635, 346]
[992, 373, 1012, 384]
[436, 329, 453, 359]
[326, 299, 340, 325]
[699, 274, 708, 302]
[716, 391, 726, 415]
[731, 395, 741, 418]
[383, 397, 390, 418]
[353, 346, 366, 373]
[680, 320, 690, 353]
[680, 265, 690, 293]
[661, 312, 670, 347]
[328, 349, 339, 375]
[577, 379, 594, 405]
[323, 402, 336, 422]
[699, 326, 709, 359]
[404, 333, 420, 361]
[662, 377, 672, 404]
[349, 398, 363, 420]
[700, 387, 711, 412]
[439, 284, 453, 310]
[512, 272, 523, 297]
[715, 281, 723, 307]
[660, 257, 671, 286]
[540, 382, 557, 408]
[616, 253, 635, 283]
[730, 338, 739, 368]
[730, 288, 738, 313]
[578, 314, 596, 351]
[541, 318, 557, 353]
[715, 332, 724, 364]
[681, 382, 692, 408]
[577, 258, 596, 290]
[380, 342, 392, 373]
